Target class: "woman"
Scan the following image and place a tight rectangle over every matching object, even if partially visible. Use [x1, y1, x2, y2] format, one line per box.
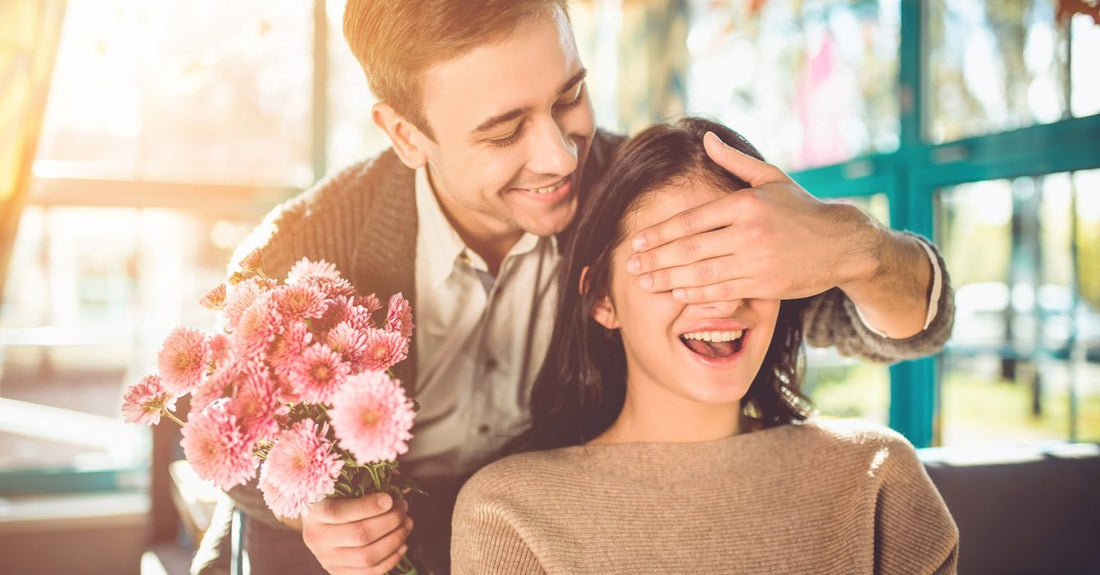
[451, 118, 958, 574]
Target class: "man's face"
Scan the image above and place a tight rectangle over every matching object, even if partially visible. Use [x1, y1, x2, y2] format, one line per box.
[416, 7, 596, 241]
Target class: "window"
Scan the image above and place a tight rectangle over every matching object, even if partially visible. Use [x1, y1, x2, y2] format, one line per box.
[685, 0, 901, 170]
[939, 171, 1100, 444]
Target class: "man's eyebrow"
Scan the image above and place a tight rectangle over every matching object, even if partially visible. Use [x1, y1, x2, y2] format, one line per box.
[469, 68, 589, 138]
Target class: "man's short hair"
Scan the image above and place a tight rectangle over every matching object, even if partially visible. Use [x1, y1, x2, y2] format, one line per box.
[343, 0, 570, 139]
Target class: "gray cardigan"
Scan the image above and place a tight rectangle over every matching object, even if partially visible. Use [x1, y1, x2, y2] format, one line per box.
[192, 129, 955, 574]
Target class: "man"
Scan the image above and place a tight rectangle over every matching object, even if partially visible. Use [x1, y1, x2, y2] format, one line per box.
[193, 1, 952, 573]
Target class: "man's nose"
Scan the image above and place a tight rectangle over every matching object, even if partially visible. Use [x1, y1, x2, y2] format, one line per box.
[526, 117, 577, 176]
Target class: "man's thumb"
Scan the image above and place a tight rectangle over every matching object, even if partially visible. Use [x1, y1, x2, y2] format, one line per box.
[702, 131, 775, 187]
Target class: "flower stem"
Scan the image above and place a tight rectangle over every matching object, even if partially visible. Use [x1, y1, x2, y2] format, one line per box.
[163, 409, 186, 427]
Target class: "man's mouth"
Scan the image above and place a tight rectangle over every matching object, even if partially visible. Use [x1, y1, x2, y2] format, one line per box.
[528, 179, 568, 195]
[679, 330, 745, 359]
[512, 176, 573, 204]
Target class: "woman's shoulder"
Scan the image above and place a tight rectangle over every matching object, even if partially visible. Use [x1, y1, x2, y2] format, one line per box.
[786, 417, 924, 474]
[796, 417, 912, 447]
[458, 448, 583, 505]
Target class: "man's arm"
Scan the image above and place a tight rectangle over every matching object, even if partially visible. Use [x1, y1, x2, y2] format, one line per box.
[625, 131, 952, 359]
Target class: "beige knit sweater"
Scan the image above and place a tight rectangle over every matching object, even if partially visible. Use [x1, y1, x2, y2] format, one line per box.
[452, 418, 959, 574]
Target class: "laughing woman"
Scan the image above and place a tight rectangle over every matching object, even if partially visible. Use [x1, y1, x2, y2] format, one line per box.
[450, 118, 959, 574]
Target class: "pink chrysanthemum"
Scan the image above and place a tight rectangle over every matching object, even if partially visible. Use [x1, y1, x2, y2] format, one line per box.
[157, 327, 210, 395]
[232, 292, 285, 358]
[258, 467, 311, 520]
[286, 344, 352, 405]
[268, 321, 313, 379]
[200, 283, 227, 311]
[206, 333, 231, 371]
[181, 401, 257, 489]
[356, 328, 409, 372]
[191, 361, 240, 410]
[385, 293, 414, 339]
[301, 275, 356, 300]
[316, 296, 375, 334]
[121, 375, 178, 425]
[329, 371, 415, 464]
[258, 420, 343, 518]
[356, 294, 382, 315]
[223, 276, 278, 332]
[286, 258, 340, 285]
[238, 248, 264, 274]
[326, 322, 368, 364]
[273, 283, 328, 321]
[226, 366, 286, 442]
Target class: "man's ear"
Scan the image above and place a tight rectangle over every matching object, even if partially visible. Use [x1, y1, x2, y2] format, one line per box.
[372, 102, 429, 170]
[580, 266, 619, 329]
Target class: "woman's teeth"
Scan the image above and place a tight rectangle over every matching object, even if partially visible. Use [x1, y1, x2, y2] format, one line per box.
[531, 180, 566, 195]
[681, 330, 743, 343]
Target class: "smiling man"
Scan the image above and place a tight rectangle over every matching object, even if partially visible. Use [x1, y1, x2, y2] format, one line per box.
[192, 2, 954, 574]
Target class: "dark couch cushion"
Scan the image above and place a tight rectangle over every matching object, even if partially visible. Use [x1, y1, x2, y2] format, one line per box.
[920, 443, 1100, 575]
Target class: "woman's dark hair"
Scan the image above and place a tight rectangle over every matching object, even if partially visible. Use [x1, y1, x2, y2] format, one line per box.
[514, 117, 814, 453]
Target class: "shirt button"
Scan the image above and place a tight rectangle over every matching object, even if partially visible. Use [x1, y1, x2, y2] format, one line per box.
[477, 424, 491, 435]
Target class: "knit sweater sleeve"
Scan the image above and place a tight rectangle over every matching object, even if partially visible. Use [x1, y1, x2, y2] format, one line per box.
[451, 470, 546, 575]
[803, 232, 955, 364]
[873, 433, 960, 574]
[228, 157, 379, 282]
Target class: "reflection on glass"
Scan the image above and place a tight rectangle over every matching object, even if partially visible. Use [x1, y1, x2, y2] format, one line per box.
[685, 0, 901, 170]
[938, 172, 1100, 445]
[1071, 14, 1100, 118]
[34, 0, 313, 186]
[0, 206, 252, 472]
[326, 0, 392, 171]
[804, 194, 890, 425]
[927, 0, 1070, 144]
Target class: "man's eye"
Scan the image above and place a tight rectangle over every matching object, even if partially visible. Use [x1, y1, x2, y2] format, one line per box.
[554, 83, 585, 111]
[487, 125, 524, 148]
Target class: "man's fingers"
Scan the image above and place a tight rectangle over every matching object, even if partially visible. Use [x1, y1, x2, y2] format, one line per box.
[313, 501, 408, 547]
[312, 492, 394, 523]
[671, 279, 756, 304]
[702, 131, 786, 188]
[631, 197, 735, 253]
[627, 227, 733, 276]
[327, 516, 414, 572]
[640, 255, 744, 293]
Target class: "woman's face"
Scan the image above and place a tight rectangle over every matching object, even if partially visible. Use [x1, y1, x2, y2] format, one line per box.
[592, 179, 781, 409]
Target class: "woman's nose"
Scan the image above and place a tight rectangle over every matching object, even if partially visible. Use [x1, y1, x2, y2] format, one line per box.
[695, 298, 743, 316]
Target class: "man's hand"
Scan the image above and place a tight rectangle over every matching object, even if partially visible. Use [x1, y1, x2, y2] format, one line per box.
[626, 130, 931, 339]
[300, 493, 413, 575]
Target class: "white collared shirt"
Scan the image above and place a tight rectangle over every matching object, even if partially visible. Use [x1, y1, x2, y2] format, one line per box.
[404, 168, 560, 480]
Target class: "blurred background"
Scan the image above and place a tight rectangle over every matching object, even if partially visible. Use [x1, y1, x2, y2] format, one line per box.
[1, 0, 1098, 573]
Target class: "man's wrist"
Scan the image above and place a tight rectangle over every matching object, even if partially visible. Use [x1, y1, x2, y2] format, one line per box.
[833, 202, 887, 294]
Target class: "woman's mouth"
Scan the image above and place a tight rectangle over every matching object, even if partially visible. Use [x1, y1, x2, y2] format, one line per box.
[679, 330, 745, 360]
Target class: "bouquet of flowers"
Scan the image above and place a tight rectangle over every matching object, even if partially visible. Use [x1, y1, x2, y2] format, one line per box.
[122, 249, 420, 574]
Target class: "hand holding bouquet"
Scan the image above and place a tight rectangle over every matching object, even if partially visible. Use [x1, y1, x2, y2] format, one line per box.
[122, 250, 420, 573]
